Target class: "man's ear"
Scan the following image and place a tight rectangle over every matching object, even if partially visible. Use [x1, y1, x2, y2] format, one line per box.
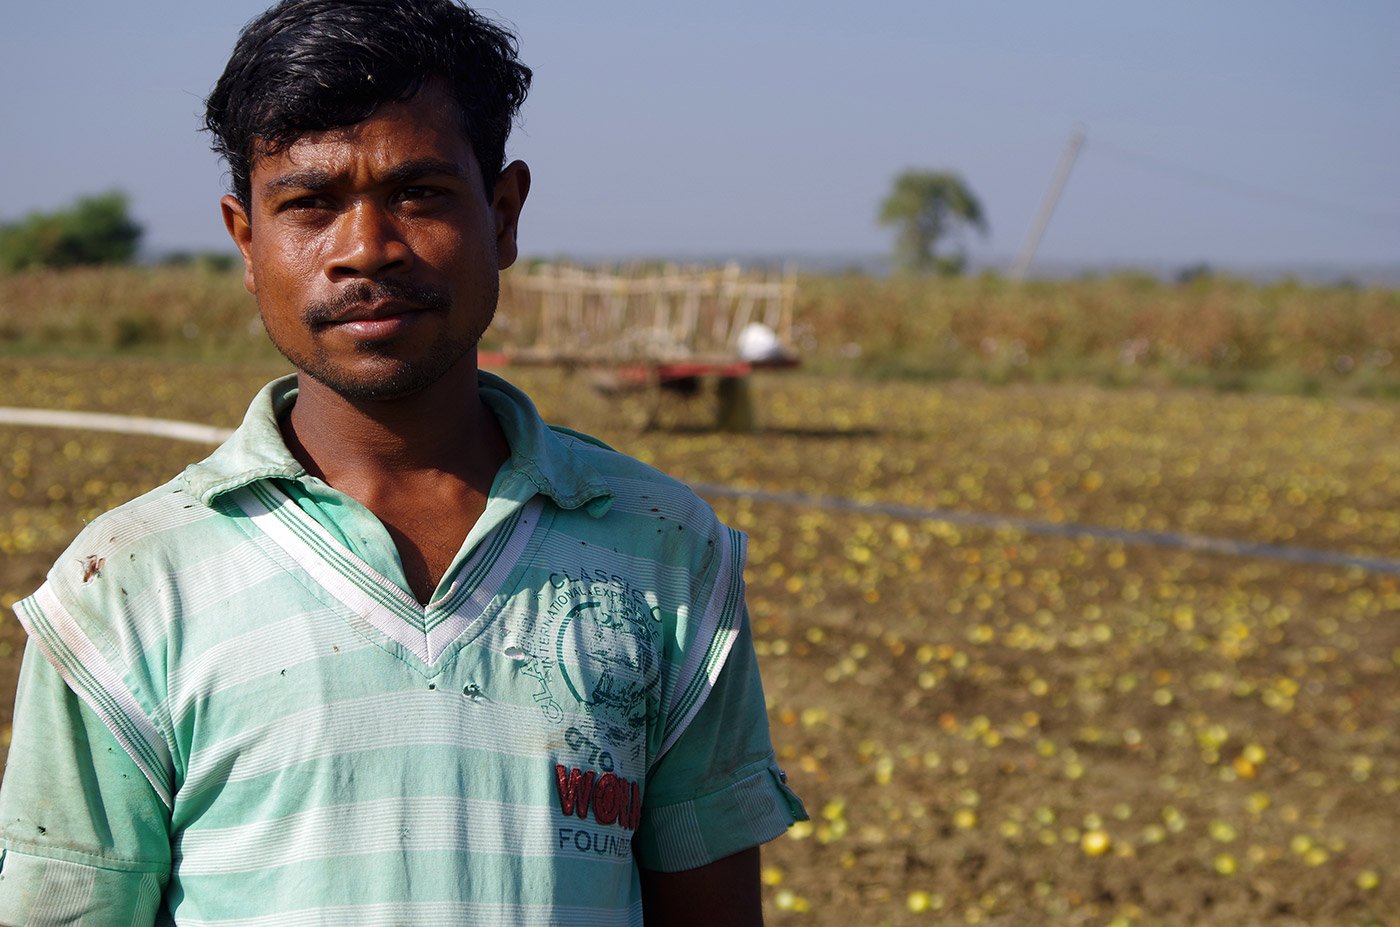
[491, 160, 530, 271]
[220, 195, 257, 295]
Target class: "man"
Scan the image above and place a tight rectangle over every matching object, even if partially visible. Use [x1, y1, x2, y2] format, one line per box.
[0, 1, 806, 923]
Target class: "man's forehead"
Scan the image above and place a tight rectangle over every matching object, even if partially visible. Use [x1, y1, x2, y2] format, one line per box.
[248, 86, 478, 189]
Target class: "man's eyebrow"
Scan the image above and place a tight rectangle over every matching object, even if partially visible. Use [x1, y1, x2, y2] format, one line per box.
[382, 158, 470, 185]
[262, 159, 468, 194]
[263, 168, 334, 194]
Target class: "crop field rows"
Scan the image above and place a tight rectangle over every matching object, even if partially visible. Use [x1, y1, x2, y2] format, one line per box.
[1, 356, 1397, 926]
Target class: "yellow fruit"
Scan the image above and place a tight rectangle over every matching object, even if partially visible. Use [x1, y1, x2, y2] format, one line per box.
[1081, 829, 1112, 856]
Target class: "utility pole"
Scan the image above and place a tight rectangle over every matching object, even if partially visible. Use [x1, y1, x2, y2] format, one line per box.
[1012, 125, 1086, 281]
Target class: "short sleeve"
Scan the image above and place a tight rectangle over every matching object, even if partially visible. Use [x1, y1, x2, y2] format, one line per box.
[633, 605, 808, 872]
[0, 640, 171, 925]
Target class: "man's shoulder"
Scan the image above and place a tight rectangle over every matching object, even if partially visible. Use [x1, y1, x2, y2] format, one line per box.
[547, 426, 720, 523]
[43, 475, 237, 600]
[539, 426, 742, 587]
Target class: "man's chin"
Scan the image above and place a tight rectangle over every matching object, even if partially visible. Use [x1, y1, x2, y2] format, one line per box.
[292, 347, 477, 404]
[316, 377, 431, 403]
[303, 368, 444, 402]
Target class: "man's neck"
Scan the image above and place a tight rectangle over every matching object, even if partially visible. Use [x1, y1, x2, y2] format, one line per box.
[281, 357, 507, 491]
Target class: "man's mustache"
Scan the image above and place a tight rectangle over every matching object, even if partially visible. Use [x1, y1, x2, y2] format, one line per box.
[303, 279, 452, 326]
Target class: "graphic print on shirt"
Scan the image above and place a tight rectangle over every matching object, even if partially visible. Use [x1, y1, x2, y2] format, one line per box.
[553, 760, 641, 859]
[526, 566, 662, 770]
[525, 566, 658, 864]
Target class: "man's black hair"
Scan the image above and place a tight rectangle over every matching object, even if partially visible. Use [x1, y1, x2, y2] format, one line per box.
[204, 0, 531, 208]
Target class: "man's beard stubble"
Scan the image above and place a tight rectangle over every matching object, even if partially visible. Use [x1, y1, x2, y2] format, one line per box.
[264, 276, 497, 402]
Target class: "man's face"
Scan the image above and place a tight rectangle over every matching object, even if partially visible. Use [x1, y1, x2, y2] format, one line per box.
[222, 81, 528, 401]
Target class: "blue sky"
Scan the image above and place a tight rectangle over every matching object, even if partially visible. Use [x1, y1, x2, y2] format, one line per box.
[2, 1, 1398, 274]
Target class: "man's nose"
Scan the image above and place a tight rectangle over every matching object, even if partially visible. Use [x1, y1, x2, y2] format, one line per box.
[325, 201, 411, 280]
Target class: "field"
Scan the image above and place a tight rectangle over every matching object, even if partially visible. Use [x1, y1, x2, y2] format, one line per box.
[4, 266, 1399, 398]
[1, 347, 1397, 925]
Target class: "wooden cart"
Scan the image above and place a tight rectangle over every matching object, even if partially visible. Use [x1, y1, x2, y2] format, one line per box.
[485, 262, 800, 430]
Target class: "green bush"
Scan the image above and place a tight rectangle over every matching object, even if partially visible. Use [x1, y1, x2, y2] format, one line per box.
[0, 192, 143, 272]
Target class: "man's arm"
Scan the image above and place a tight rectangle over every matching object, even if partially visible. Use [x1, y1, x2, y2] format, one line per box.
[632, 602, 800, 924]
[0, 641, 170, 925]
[639, 847, 763, 927]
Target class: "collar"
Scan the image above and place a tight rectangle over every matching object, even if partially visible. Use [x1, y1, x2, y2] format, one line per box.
[182, 372, 615, 517]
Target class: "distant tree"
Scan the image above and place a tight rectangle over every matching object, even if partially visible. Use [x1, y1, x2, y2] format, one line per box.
[0, 192, 143, 272]
[160, 250, 239, 273]
[1174, 262, 1213, 285]
[878, 170, 987, 275]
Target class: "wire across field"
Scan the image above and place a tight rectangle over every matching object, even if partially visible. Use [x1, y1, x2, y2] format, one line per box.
[5, 405, 1398, 580]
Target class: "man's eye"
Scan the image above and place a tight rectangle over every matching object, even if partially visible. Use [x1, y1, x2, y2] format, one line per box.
[398, 186, 444, 203]
[281, 195, 329, 212]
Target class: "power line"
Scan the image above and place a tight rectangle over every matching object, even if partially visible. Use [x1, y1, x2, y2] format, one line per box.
[1089, 139, 1400, 229]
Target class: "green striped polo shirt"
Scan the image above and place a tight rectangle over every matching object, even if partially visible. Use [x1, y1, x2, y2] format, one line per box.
[0, 373, 806, 926]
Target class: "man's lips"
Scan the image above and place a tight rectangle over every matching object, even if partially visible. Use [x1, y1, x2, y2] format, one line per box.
[320, 302, 435, 340]
[321, 300, 424, 326]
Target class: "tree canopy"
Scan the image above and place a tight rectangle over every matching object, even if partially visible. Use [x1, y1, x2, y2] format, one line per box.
[878, 170, 987, 275]
[0, 192, 144, 272]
